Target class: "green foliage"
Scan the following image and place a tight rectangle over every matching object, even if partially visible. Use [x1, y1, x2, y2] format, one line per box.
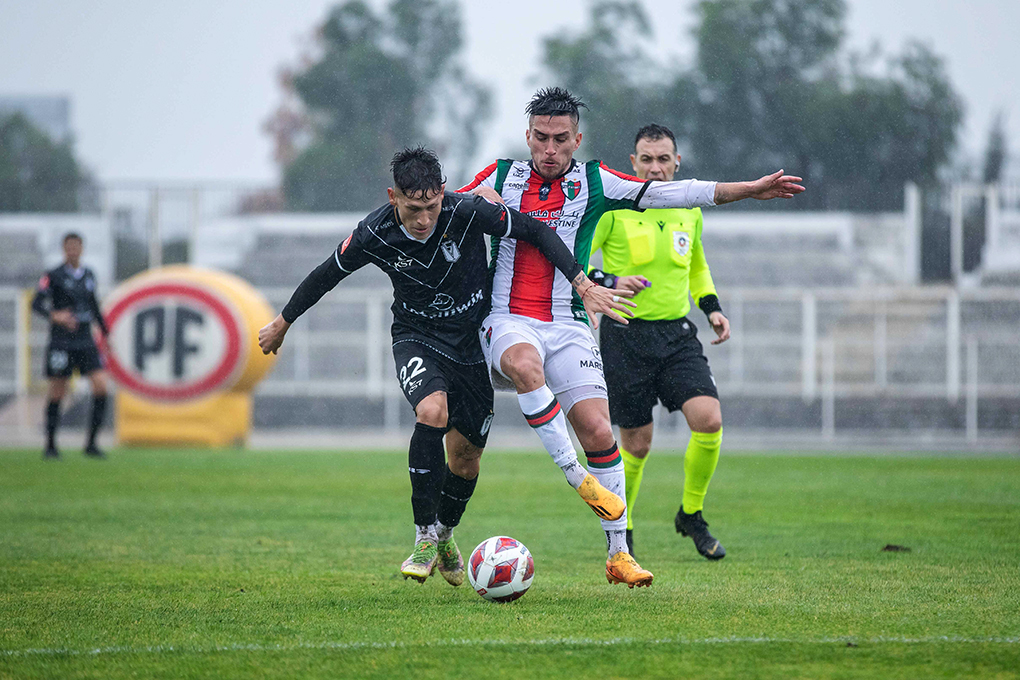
[277, 0, 490, 211]
[1, 448, 1018, 678]
[0, 113, 91, 212]
[541, 0, 963, 211]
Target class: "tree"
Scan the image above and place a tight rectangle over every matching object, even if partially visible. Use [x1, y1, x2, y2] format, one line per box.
[0, 113, 91, 212]
[539, 0, 964, 211]
[268, 0, 491, 211]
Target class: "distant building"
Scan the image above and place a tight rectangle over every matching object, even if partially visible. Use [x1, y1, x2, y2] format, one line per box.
[0, 95, 71, 141]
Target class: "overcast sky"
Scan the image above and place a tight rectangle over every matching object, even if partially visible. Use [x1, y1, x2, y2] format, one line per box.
[0, 0, 1016, 184]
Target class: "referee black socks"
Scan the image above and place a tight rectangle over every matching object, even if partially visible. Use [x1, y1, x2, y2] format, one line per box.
[87, 394, 107, 449]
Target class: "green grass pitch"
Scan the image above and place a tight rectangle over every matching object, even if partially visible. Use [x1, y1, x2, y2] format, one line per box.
[1, 447, 1018, 679]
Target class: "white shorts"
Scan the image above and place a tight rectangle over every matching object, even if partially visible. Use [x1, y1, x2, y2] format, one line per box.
[479, 313, 608, 413]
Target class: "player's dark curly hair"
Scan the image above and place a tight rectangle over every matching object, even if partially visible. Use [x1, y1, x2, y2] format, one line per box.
[526, 87, 588, 125]
[391, 145, 445, 199]
[634, 124, 677, 153]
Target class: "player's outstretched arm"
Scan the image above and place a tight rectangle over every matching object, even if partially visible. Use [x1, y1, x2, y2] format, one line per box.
[259, 254, 346, 355]
[713, 170, 805, 205]
[573, 272, 635, 329]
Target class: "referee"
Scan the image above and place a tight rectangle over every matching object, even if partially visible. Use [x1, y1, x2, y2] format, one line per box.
[31, 233, 109, 459]
[590, 124, 729, 561]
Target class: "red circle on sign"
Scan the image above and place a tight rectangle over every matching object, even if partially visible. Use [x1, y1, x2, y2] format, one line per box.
[104, 283, 243, 401]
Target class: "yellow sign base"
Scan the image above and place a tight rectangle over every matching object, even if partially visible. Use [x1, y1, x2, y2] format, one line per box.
[116, 391, 252, 447]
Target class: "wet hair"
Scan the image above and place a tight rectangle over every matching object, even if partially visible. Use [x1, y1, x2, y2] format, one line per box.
[634, 124, 677, 154]
[390, 146, 445, 199]
[62, 232, 82, 244]
[526, 87, 587, 126]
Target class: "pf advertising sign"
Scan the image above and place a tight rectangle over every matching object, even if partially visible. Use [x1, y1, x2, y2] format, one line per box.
[104, 266, 276, 446]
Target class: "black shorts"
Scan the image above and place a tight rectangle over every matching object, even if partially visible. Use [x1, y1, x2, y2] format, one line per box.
[600, 317, 718, 429]
[44, 342, 104, 378]
[391, 335, 494, 449]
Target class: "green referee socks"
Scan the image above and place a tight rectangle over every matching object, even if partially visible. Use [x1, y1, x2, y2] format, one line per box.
[683, 428, 723, 513]
[620, 447, 647, 532]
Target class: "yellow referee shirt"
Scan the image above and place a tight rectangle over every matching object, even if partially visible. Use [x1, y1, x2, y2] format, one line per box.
[590, 207, 718, 321]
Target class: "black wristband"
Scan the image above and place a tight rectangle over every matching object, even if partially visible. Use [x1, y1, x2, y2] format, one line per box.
[588, 268, 618, 289]
[698, 294, 723, 317]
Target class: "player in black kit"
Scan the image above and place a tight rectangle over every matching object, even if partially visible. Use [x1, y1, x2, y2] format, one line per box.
[31, 233, 110, 459]
[258, 147, 633, 585]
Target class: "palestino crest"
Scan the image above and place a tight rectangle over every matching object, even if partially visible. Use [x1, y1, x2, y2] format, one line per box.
[562, 179, 581, 200]
[673, 231, 691, 257]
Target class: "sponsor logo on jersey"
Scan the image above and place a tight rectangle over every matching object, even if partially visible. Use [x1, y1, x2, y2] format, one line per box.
[403, 288, 484, 319]
[562, 179, 581, 200]
[429, 292, 455, 311]
[673, 231, 691, 257]
[513, 165, 528, 177]
[480, 412, 494, 436]
[394, 255, 413, 269]
[503, 181, 527, 190]
[440, 239, 461, 263]
[580, 358, 603, 371]
[341, 234, 353, 253]
[591, 345, 601, 360]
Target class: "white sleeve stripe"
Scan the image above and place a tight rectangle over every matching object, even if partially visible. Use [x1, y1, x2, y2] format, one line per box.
[334, 248, 351, 273]
[501, 204, 513, 238]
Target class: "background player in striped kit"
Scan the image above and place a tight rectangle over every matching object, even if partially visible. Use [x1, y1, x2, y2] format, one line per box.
[259, 147, 630, 585]
[463, 88, 804, 587]
[590, 124, 729, 561]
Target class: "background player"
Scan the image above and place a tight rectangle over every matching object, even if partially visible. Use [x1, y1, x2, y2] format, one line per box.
[590, 124, 729, 561]
[258, 147, 629, 585]
[462, 87, 803, 587]
[32, 232, 110, 459]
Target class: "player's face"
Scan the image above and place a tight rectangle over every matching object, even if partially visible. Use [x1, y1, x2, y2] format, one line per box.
[388, 184, 445, 239]
[526, 115, 582, 180]
[63, 238, 82, 267]
[630, 137, 679, 182]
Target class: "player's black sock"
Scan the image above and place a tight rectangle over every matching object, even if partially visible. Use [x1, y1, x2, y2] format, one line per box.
[437, 465, 478, 530]
[408, 423, 447, 528]
[45, 400, 60, 450]
[87, 394, 107, 449]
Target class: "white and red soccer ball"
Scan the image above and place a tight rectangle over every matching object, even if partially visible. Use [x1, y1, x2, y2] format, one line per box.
[467, 536, 534, 602]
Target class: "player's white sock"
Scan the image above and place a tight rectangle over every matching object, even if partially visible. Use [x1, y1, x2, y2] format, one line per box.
[518, 385, 587, 489]
[585, 444, 628, 537]
[416, 523, 438, 544]
[606, 529, 629, 556]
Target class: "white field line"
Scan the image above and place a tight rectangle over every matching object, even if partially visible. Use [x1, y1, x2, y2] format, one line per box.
[2, 635, 1019, 659]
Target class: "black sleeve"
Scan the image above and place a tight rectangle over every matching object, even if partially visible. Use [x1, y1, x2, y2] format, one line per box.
[507, 207, 583, 281]
[89, 290, 108, 336]
[587, 268, 618, 290]
[31, 275, 52, 319]
[280, 254, 347, 324]
[698, 294, 724, 317]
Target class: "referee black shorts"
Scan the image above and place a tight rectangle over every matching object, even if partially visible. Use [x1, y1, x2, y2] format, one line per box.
[391, 334, 494, 449]
[599, 317, 718, 430]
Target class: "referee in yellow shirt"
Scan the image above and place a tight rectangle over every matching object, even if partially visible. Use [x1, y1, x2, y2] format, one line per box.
[590, 124, 729, 561]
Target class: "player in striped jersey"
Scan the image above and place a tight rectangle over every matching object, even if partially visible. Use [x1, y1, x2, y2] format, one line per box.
[462, 87, 804, 587]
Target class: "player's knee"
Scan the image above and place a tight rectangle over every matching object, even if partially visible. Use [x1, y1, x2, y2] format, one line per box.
[501, 349, 544, 389]
[690, 411, 722, 434]
[415, 398, 448, 429]
[626, 441, 651, 458]
[449, 447, 481, 479]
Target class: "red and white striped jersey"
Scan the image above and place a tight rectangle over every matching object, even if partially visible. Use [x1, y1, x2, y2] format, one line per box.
[461, 159, 716, 324]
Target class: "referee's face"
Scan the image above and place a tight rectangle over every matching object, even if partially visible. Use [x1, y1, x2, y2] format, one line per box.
[388, 185, 445, 240]
[631, 137, 679, 182]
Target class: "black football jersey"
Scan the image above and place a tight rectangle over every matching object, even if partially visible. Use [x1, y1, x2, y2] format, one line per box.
[334, 193, 519, 336]
[32, 264, 106, 348]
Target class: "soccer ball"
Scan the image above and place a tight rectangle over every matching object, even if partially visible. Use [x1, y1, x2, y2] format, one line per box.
[467, 536, 535, 602]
